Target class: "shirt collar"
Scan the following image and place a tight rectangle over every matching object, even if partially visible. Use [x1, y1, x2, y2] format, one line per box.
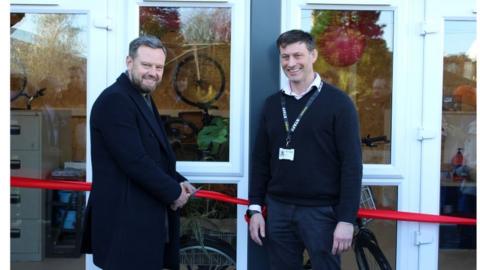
[281, 73, 322, 100]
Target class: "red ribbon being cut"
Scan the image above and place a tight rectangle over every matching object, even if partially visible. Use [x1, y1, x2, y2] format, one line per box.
[11, 177, 476, 225]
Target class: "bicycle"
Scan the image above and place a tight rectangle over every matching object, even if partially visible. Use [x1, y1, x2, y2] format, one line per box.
[10, 57, 47, 110]
[302, 186, 392, 270]
[179, 233, 236, 270]
[352, 186, 392, 270]
[361, 134, 390, 148]
[166, 43, 226, 112]
[163, 114, 228, 161]
[179, 186, 392, 270]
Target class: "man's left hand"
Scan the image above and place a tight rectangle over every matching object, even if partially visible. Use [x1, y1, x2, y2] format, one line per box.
[331, 221, 354, 255]
[180, 181, 197, 195]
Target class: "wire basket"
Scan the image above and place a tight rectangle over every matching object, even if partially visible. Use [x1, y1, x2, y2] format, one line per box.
[359, 186, 376, 224]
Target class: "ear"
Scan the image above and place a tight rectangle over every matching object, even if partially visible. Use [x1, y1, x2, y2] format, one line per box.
[126, 55, 133, 71]
[311, 48, 318, 62]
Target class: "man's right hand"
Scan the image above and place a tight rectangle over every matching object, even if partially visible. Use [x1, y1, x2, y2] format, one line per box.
[171, 185, 190, 211]
[249, 213, 266, 246]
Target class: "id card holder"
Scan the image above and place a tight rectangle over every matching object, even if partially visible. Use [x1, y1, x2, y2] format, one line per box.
[279, 147, 295, 161]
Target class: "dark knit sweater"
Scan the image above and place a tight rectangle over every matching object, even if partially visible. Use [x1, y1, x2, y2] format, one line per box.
[249, 82, 363, 224]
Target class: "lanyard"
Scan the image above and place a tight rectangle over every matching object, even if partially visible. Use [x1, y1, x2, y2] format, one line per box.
[281, 81, 323, 147]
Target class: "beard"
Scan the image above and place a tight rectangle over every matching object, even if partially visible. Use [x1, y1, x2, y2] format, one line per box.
[129, 71, 160, 94]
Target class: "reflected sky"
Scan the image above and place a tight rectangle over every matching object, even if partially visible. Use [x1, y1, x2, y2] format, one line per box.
[10, 13, 88, 57]
[445, 20, 476, 58]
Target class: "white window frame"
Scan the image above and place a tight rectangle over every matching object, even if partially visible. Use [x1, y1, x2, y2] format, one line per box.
[281, 1, 428, 270]
[115, 2, 250, 270]
[118, 0, 250, 179]
[281, 0, 407, 179]
[10, 1, 109, 270]
[421, 1, 477, 268]
[10, 0, 109, 182]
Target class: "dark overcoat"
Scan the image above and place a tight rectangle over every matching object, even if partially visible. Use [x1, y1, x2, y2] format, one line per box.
[81, 73, 185, 270]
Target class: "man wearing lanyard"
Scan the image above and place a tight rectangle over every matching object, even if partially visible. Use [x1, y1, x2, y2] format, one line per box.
[248, 30, 363, 269]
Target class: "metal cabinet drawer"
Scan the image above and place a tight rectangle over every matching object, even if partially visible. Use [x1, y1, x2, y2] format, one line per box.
[11, 219, 43, 261]
[11, 188, 44, 220]
[11, 113, 41, 151]
[11, 151, 42, 178]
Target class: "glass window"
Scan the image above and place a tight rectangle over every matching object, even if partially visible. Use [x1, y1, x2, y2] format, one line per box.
[301, 9, 394, 164]
[139, 6, 231, 162]
[344, 185, 398, 269]
[439, 19, 476, 269]
[303, 185, 398, 269]
[179, 184, 237, 269]
[11, 12, 87, 268]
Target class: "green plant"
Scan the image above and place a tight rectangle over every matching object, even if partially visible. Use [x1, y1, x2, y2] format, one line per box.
[197, 117, 229, 159]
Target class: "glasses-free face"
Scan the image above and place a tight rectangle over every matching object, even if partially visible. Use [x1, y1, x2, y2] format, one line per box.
[279, 42, 318, 86]
[126, 45, 166, 93]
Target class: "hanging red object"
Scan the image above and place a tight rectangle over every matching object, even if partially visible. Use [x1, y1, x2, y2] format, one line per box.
[317, 26, 366, 67]
[451, 148, 465, 166]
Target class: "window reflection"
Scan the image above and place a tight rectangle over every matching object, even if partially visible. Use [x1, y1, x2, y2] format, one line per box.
[304, 185, 397, 269]
[439, 20, 476, 269]
[302, 9, 394, 164]
[10, 12, 87, 268]
[140, 7, 231, 162]
[179, 184, 237, 269]
[11, 12, 87, 161]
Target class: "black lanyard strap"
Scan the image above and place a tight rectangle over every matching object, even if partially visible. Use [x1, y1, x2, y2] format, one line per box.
[281, 81, 323, 147]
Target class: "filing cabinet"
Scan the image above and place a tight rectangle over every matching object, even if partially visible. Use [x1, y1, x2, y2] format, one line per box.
[11, 110, 71, 261]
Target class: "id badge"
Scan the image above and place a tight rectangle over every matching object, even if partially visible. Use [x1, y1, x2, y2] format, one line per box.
[279, 147, 295, 161]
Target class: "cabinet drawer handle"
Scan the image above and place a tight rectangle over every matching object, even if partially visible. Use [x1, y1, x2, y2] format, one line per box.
[11, 194, 21, 204]
[11, 159, 21, 170]
[10, 124, 21, 135]
[11, 228, 21, 238]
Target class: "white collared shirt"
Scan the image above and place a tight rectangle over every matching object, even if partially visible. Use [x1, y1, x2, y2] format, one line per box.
[281, 73, 322, 100]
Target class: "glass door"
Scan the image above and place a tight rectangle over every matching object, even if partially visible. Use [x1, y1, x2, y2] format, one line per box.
[438, 17, 476, 270]
[10, 0, 107, 269]
[422, 0, 476, 269]
[123, 1, 250, 270]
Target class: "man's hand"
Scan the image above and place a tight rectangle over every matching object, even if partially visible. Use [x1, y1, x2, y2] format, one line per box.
[180, 181, 197, 195]
[170, 185, 190, 211]
[331, 221, 354, 255]
[249, 213, 266, 246]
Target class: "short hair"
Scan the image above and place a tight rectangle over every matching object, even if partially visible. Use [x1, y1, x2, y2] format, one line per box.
[276, 29, 316, 52]
[128, 35, 167, 59]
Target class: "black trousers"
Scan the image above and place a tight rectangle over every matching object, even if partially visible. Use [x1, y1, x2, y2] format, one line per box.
[265, 196, 340, 270]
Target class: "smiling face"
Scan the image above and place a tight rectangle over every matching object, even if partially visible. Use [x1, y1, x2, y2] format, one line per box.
[280, 41, 318, 86]
[126, 45, 166, 93]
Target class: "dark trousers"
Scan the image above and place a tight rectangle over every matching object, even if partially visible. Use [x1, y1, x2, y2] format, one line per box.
[265, 196, 340, 270]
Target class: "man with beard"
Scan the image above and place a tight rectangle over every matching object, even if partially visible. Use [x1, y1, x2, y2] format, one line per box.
[81, 35, 196, 270]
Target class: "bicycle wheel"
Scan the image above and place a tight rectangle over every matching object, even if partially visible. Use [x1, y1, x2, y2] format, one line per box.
[173, 54, 225, 110]
[180, 237, 236, 270]
[354, 228, 392, 270]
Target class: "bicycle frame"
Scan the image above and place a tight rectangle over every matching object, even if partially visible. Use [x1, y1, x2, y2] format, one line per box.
[165, 43, 225, 66]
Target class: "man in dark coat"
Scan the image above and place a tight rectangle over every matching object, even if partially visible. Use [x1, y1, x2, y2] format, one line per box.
[81, 35, 196, 270]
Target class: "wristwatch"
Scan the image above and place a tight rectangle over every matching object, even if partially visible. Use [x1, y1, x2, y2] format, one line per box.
[246, 209, 261, 218]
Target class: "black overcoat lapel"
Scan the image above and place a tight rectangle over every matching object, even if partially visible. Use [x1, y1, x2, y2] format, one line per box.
[124, 83, 176, 162]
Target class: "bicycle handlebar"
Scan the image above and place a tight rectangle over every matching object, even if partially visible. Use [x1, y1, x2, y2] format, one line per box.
[362, 135, 390, 147]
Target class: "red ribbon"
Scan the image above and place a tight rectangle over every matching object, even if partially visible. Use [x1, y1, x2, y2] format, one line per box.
[10, 177, 476, 225]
